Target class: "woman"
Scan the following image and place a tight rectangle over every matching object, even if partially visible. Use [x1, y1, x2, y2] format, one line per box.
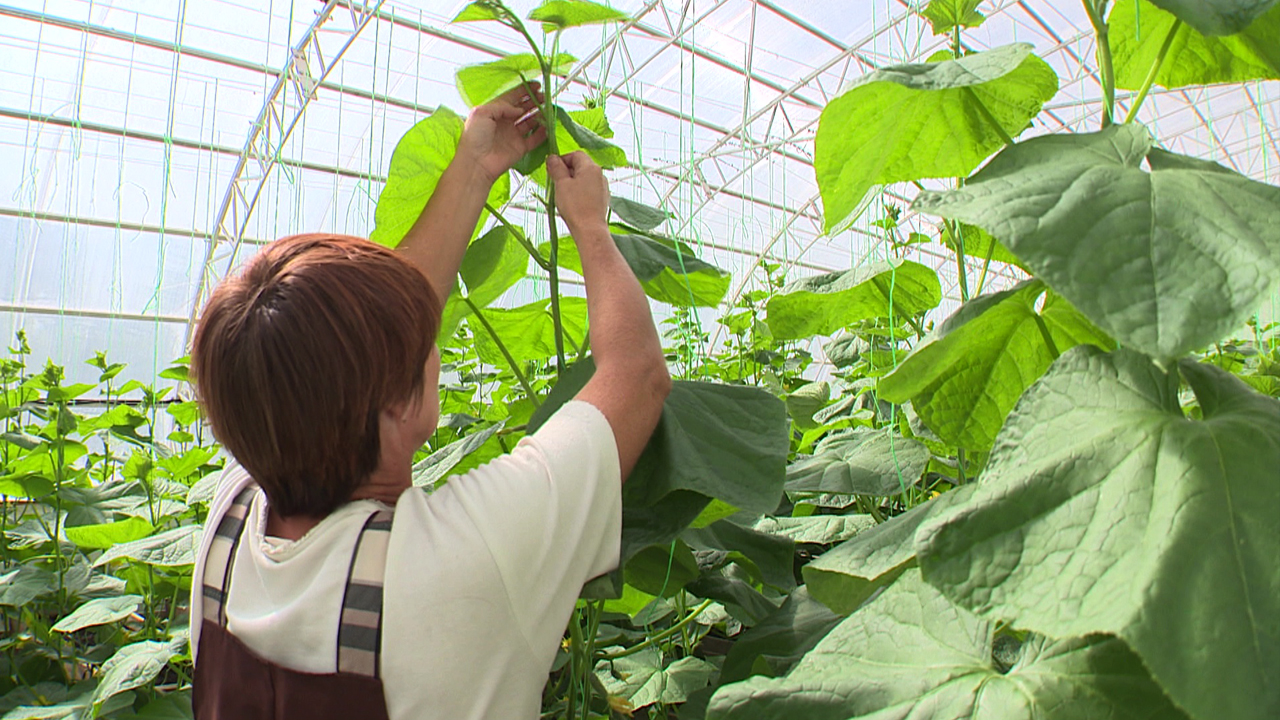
[188, 86, 670, 719]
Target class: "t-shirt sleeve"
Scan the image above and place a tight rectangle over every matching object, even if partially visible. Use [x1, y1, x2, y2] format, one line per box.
[436, 400, 622, 653]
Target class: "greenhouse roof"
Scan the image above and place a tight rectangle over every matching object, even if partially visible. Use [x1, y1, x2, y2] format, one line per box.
[2, 0, 1277, 380]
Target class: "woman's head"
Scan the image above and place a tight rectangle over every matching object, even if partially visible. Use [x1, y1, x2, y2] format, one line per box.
[191, 234, 441, 517]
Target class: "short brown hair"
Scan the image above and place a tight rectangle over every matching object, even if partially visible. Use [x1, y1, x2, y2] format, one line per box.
[192, 234, 440, 517]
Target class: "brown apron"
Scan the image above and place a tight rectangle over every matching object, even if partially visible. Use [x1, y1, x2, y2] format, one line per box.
[194, 486, 394, 720]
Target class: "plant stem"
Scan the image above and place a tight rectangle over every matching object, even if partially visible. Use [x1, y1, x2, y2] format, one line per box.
[511, 16, 568, 375]
[566, 608, 583, 720]
[974, 238, 997, 296]
[462, 297, 541, 405]
[1084, 0, 1116, 127]
[486, 203, 551, 271]
[1123, 19, 1182, 124]
[544, 197, 568, 375]
[948, 220, 971, 302]
[598, 600, 714, 660]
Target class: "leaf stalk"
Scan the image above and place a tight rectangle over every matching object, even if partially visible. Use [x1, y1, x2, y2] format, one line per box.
[1123, 19, 1182, 124]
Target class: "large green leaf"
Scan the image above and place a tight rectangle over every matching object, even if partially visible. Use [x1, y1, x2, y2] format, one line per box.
[460, 226, 529, 308]
[530, 361, 789, 561]
[878, 281, 1112, 451]
[766, 261, 941, 341]
[52, 595, 143, 633]
[370, 108, 510, 249]
[613, 232, 727, 307]
[941, 221, 1026, 270]
[922, 0, 987, 35]
[545, 232, 729, 307]
[1145, 0, 1279, 35]
[438, 225, 531, 340]
[1111, 1, 1280, 89]
[63, 517, 154, 550]
[632, 382, 788, 512]
[91, 640, 179, 710]
[0, 565, 57, 606]
[513, 106, 628, 179]
[749, 515, 877, 545]
[913, 123, 1280, 362]
[610, 196, 668, 231]
[411, 422, 505, 487]
[529, 0, 629, 32]
[718, 586, 843, 683]
[815, 43, 1058, 233]
[684, 520, 796, 591]
[802, 484, 977, 615]
[784, 381, 829, 430]
[917, 346, 1280, 720]
[786, 430, 929, 497]
[707, 569, 1189, 720]
[455, 53, 576, 108]
[93, 525, 200, 567]
[470, 296, 587, 365]
[557, 105, 628, 169]
[452, 2, 505, 23]
[686, 575, 778, 626]
[596, 648, 715, 710]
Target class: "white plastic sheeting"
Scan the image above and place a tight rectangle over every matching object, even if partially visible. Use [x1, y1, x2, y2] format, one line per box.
[1, 0, 1277, 382]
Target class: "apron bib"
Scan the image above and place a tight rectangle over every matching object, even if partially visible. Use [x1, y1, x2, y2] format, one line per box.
[194, 486, 393, 720]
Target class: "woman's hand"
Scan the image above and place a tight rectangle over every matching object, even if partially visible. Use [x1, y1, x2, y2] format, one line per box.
[457, 83, 548, 185]
[547, 151, 610, 234]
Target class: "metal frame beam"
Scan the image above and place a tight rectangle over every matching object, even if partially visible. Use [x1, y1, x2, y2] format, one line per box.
[0, 107, 377, 183]
[0, 206, 269, 245]
[0, 303, 187, 325]
[0, 3, 426, 114]
[0, 106, 823, 235]
[185, 0, 386, 342]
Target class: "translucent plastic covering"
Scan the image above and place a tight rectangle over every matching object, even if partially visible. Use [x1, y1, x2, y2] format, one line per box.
[2, 0, 1277, 382]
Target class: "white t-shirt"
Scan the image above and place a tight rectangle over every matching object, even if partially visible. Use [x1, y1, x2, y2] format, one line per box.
[190, 401, 621, 720]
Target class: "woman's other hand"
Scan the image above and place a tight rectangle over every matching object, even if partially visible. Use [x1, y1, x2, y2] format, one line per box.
[458, 83, 548, 184]
[547, 151, 610, 234]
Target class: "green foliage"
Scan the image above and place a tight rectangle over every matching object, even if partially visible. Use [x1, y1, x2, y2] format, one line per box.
[14, 3, 1280, 718]
[707, 570, 1189, 720]
[472, 297, 588, 365]
[940, 222, 1025, 271]
[544, 231, 730, 307]
[878, 280, 1112, 451]
[814, 43, 1057, 232]
[914, 123, 1280, 362]
[1145, 0, 1279, 35]
[765, 260, 940, 341]
[917, 347, 1280, 720]
[786, 430, 929, 497]
[1111, 1, 1280, 89]
[921, 0, 987, 36]
[370, 108, 509, 248]
[801, 485, 977, 615]
[529, 0, 630, 32]
[452, 2, 506, 24]
[530, 360, 790, 562]
[595, 647, 715, 709]
[0, 344, 221, 718]
[454, 53, 577, 108]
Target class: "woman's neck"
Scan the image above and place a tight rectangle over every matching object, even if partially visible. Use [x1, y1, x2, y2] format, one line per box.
[265, 510, 323, 541]
[265, 464, 412, 541]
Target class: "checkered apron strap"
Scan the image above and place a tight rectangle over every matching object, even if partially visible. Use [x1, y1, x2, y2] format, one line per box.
[336, 508, 393, 678]
[200, 485, 257, 626]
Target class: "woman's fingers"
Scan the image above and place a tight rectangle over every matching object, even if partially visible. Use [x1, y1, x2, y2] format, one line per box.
[524, 125, 548, 150]
[496, 82, 545, 108]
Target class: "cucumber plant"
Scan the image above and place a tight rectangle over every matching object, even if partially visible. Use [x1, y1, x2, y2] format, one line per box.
[704, 2, 1280, 719]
